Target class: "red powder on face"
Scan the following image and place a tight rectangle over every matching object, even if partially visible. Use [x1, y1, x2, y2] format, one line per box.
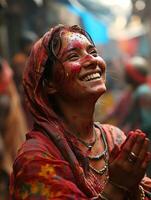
[71, 65, 81, 73]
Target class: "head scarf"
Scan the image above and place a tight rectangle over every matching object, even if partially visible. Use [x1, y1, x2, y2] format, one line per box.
[125, 56, 149, 85]
[23, 25, 97, 196]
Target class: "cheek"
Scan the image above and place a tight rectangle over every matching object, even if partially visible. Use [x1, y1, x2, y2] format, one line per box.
[64, 63, 81, 80]
[70, 63, 81, 74]
[53, 65, 65, 83]
[98, 57, 106, 72]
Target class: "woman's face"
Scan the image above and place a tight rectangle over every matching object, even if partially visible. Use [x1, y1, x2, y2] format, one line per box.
[51, 31, 106, 101]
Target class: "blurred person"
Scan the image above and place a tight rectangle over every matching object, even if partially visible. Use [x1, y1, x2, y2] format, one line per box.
[12, 30, 38, 93]
[101, 56, 149, 133]
[0, 57, 27, 199]
[0, 57, 27, 161]
[124, 82, 151, 177]
[0, 135, 9, 200]
[11, 32, 38, 128]
[11, 53, 27, 96]
[0, 100, 9, 200]
[11, 53, 34, 128]
[10, 24, 151, 199]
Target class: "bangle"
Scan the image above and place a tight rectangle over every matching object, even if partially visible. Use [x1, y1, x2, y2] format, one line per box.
[139, 185, 145, 200]
[108, 180, 129, 192]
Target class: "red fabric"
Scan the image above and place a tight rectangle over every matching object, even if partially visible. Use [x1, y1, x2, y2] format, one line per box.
[10, 131, 87, 199]
[10, 125, 127, 199]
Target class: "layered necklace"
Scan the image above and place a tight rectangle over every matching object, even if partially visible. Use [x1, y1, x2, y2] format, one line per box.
[88, 127, 108, 176]
[77, 124, 108, 176]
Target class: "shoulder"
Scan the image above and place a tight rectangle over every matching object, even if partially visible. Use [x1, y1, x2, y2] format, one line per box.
[16, 130, 63, 159]
[13, 130, 67, 176]
[12, 130, 73, 182]
[95, 122, 126, 150]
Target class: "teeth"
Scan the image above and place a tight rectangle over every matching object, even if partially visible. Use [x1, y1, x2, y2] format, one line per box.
[83, 73, 101, 81]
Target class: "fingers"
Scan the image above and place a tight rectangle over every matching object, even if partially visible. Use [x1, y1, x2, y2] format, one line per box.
[130, 131, 146, 157]
[121, 131, 137, 158]
[121, 130, 148, 161]
[120, 131, 135, 149]
[109, 145, 120, 163]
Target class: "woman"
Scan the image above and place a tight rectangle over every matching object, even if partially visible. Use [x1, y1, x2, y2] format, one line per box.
[10, 24, 151, 199]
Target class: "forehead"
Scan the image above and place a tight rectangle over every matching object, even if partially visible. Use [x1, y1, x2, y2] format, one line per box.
[61, 31, 92, 49]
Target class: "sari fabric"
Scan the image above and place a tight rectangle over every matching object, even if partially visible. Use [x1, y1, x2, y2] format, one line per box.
[10, 124, 129, 199]
[10, 26, 151, 199]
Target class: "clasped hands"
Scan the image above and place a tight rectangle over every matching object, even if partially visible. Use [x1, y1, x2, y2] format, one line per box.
[108, 129, 151, 191]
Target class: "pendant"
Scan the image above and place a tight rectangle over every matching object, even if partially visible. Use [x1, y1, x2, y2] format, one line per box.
[88, 144, 93, 150]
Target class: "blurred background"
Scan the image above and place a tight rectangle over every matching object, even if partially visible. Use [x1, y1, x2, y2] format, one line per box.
[1, 0, 151, 61]
[0, 0, 151, 199]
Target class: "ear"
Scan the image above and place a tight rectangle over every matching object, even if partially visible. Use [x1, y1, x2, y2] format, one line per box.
[44, 80, 57, 95]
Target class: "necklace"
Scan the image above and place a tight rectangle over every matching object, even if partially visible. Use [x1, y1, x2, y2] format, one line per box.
[89, 153, 108, 175]
[88, 124, 109, 175]
[88, 128, 108, 160]
[77, 127, 97, 150]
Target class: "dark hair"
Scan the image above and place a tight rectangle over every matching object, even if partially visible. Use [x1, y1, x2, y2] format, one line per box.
[43, 24, 95, 82]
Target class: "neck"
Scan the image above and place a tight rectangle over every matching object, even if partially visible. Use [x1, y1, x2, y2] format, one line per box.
[57, 98, 96, 140]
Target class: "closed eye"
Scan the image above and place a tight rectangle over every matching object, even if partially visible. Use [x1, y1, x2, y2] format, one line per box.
[66, 53, 79, 61]
[89, 48, 98, 57]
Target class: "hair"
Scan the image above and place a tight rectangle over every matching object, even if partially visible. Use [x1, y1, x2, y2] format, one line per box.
[43, 24, 95, 82]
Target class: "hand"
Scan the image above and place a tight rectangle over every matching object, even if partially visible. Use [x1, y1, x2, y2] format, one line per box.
[108, 129, 151, 191]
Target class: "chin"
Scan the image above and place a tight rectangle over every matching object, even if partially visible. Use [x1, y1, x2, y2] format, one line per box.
[87, 84, 106, 101]
[94, 84, 106, 95]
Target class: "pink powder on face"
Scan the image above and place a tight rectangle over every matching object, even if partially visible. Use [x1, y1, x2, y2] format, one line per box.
[70, 65, 81, 73]
[56, 31, 97, 80]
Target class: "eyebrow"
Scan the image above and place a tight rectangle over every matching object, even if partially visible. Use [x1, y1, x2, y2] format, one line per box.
[61, 44, 96, 58]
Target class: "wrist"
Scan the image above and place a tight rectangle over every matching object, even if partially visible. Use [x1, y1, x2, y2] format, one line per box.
[102, 182, 126, 200]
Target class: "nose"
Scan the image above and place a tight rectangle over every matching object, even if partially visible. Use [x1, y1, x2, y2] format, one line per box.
[82, 54, 98, 69]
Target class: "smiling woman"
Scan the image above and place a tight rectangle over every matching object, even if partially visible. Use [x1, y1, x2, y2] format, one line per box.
[10, 24, 151, 200]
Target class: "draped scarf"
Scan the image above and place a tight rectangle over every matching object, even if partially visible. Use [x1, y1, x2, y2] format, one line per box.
[23, 25, 100, 197]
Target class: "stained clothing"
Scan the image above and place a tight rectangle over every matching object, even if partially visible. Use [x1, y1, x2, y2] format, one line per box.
[10, 124, 151, 199]
[9, 26, 151, 199]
